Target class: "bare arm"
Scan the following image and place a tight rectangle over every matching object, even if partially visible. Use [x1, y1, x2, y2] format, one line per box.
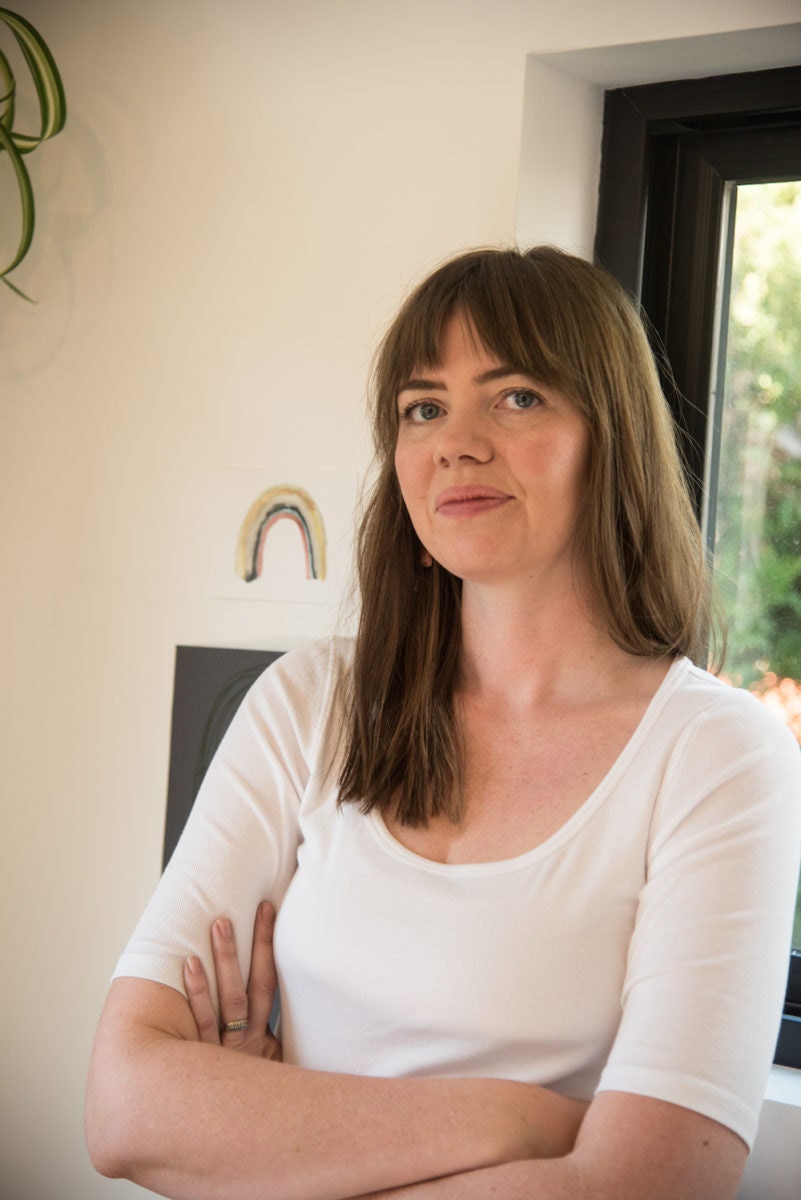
[358, 1091, 748, 1200]
[85, 903, 587, 1200]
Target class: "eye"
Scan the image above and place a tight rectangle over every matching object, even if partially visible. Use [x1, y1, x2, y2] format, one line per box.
[400, 400, 443, 424]
[499, 388, 542, 411]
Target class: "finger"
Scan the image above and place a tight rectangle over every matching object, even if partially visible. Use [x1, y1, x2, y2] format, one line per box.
[211, 917, 249, 1044]
[183, 955, 220, 1044]
[247, 901, 278, 1036]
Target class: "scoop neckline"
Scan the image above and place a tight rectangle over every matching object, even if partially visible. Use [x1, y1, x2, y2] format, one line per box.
[366, 656, 690, 876]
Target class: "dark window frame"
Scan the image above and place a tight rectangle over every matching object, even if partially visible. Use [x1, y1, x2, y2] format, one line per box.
[594, 64, 801, 1070]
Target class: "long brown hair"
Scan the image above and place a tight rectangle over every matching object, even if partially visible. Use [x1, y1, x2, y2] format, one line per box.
[338, 245, 713, 825]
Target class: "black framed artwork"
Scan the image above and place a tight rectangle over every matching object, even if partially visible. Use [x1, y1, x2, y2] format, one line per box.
[162, 646, 284, 868]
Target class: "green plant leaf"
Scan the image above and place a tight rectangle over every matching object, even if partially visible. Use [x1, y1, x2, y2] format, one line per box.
[0, 46, 14, 129]
[1, 269, 34, 301]
[0, 7, 66, 153]
[0, 116, 35, 289]
[0, 8, 66, 299]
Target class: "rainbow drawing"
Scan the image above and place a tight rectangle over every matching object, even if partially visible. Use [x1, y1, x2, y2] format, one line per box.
[236, 484, 327, 582]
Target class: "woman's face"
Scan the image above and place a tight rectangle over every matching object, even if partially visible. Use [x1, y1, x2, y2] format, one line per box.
[393, 315, 590, 590]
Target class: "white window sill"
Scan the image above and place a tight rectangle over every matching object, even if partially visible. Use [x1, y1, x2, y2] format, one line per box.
[764, 1063, 801, 1107]
[738, 1065, 801, 1198]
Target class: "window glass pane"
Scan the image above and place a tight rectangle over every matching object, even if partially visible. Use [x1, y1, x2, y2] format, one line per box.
[713, 179, 801, 949]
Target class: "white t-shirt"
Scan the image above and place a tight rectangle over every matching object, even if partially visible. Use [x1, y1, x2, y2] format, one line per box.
[114, 638, 801, 1150]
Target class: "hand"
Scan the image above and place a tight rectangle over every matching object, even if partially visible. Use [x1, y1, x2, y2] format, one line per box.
[183, 901, 282, 1061]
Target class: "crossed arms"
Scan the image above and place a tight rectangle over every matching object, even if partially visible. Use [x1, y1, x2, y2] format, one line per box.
[85, 902, 747, 1200]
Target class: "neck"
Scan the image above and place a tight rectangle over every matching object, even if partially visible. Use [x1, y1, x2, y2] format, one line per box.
[457, 574, 628, 706]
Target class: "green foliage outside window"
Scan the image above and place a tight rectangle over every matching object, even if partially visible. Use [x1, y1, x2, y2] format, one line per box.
[713, 181, 801, 950]
[715, 182, 801, 703]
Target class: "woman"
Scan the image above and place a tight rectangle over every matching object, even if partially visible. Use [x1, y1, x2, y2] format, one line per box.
[86, 246, 801, 1200]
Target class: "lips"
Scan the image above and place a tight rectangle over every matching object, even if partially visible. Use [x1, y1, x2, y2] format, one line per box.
[434, 485, 512, 518]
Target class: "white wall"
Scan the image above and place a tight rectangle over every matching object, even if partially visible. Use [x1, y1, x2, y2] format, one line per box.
[1, 2, 799, 1197]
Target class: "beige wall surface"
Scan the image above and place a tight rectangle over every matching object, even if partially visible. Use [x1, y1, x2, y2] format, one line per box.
[1, 2, 799, 1197]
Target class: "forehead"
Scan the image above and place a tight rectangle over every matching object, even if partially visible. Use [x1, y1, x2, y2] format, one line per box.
[401, 313, 512, 384]
[438, 313, 498, 358]
[421, 315, 502, 370]
[382, 281, 576, 422]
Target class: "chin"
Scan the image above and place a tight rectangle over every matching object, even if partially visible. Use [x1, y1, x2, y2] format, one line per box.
[430, 541, 514, 582]
[437, 558, 513, 585]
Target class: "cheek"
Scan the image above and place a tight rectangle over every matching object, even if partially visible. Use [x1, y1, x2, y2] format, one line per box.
[574, 432, 592, 494]
[393, 444, 420, 504]
[393, 452, 431, 546]
[558, 426, 591, 494]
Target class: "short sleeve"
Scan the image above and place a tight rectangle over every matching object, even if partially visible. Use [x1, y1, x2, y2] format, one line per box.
[112, 639, 341, 1010]
[597, 688, 801, 1149]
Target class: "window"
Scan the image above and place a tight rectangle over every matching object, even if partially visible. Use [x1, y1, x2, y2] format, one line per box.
[594, 64, 801, 1067]
[714, 181, 801, 732]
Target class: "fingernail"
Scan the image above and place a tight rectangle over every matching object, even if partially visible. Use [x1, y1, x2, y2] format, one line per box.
[184, 955, 201, 975]
[216, 918, 233, 941]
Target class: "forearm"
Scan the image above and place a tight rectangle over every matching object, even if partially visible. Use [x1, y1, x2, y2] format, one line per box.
[86, 983, 586, 1200]
[357, 1091, 747, 1200]
[357, 1156, 587, 1200]
[93, 1043, 537, 1200]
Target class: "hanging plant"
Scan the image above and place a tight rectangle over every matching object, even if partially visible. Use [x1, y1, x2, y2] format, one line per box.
[0, 6, 66, 301]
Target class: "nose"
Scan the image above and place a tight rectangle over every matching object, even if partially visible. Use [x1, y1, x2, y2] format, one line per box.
[434, 410, 494, 467]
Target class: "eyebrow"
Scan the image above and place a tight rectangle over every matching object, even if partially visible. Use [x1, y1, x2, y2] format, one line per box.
[397, 365, 524, 395]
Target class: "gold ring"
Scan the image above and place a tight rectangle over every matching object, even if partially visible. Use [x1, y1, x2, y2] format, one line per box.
[222, 1019, 248, 1033]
